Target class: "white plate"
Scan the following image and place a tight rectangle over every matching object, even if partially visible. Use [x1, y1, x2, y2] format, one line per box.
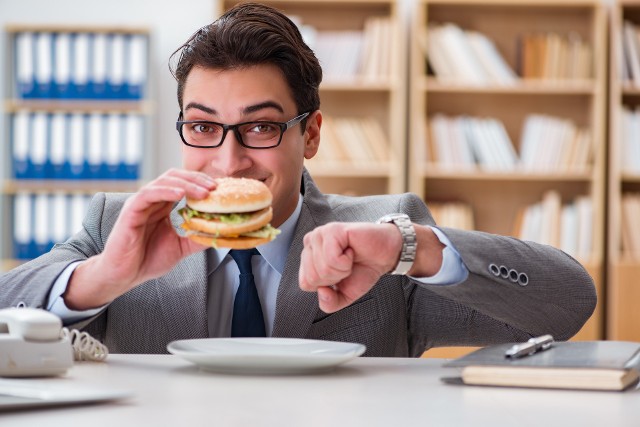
[167, 338, 366, 375]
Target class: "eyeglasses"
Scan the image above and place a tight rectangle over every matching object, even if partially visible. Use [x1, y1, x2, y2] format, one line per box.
[176, 111, 310, 149]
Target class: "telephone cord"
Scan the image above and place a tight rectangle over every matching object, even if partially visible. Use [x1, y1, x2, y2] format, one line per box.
[60, 327, 109, 362]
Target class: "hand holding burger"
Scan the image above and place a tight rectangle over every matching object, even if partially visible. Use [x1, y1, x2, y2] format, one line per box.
[180, 177, 280, 249]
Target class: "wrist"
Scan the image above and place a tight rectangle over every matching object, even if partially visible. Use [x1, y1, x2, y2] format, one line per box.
[408, 226, 445, 277]
[63, 256, 123, 310]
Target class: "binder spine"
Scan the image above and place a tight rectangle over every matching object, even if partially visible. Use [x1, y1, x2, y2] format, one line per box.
[34, 32, 54, 99]
[11, 111, 30, 179]
[15, 32, 36, 99]
[72, 32, 91, 99]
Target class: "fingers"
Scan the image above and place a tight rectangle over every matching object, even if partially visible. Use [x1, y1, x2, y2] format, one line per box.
[315, 280, 354, 314]
[299, 222, 392, 313]
[314, 264, 379, 313]
[152, 169, 217, 200]
[121, 169, 216, 220]
[299, 224, 354, 292]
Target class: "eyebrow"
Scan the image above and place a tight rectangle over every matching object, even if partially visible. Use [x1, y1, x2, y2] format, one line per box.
[183, 100, 285, 117]
[183, 102, 216, 115]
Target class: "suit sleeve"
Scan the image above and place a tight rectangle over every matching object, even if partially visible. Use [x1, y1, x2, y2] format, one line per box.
[398, 193, 597, 352]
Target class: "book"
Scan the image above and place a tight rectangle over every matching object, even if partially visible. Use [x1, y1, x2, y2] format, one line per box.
[442, 340, 640, 391]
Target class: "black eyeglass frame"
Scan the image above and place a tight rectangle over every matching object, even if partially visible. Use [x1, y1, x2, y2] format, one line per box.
[176, 111, 311, 149]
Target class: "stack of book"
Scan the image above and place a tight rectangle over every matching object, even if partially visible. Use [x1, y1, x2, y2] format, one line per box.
[310, 116, 390, 167]
[520, 32, 592, 80]
[426, 114, 517, 171]
[513, 190, 592, 260]
[298, 16, 395, 83]
[424, 23, 517, 86]
[621, 193, 640, 261]
[621, 21, 640, 86]
[519, 114, 592, 172]
[427, 202, 475, 230]
[424, 113, 591, 173]
[620, 105, 640, 174]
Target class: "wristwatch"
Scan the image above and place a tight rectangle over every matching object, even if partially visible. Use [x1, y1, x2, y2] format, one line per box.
[376, 213, 417, 275]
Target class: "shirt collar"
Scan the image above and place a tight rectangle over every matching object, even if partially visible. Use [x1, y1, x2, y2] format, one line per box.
[208, 194, 303, 275]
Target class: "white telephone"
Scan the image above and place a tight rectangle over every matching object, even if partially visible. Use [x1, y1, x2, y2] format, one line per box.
[0, 307, 108, 377]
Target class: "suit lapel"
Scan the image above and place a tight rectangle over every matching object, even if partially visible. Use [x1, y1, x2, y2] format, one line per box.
[272, 170, 336, 338]
[154, 204, 209, 341]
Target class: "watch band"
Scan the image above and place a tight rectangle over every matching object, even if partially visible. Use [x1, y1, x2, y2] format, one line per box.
[376, 213, 417, 275]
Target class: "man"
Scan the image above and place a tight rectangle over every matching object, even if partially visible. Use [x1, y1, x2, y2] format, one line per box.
[0, 3, 596, 356]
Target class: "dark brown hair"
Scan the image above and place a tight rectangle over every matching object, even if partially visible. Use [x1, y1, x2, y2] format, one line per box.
[170, 2, 322, 127]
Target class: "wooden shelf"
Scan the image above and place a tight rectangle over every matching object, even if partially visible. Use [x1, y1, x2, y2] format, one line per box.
[4, 24, 149, 34]
[621, 84, 640, 95]
[320, 81, 395, 91]
[621, 173, 640, 183]
[421, 77, 597, 95]
[607, 1, 640, 340]
[5, 99, 152, 114]
[410, 0, 606, 340]
[424, 0, 599, 5]
[306, 162, 393, 177]
[607, 262, 640, 341]
[418, 167, 593, 182]
[2, 180, 141, 195]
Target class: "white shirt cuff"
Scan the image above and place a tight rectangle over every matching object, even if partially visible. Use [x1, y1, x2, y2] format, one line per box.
[410, 226, 469, 286]
[47, 261, 105, 324]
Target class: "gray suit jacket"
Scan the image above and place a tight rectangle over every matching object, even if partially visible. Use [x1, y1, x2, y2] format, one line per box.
[0, 170, 596, 356]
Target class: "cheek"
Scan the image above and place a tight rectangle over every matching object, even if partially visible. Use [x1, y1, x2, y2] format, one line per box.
[182, 146, 208, 170]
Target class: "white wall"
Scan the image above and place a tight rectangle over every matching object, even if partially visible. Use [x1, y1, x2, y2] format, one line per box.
[0, 0, 216, 175]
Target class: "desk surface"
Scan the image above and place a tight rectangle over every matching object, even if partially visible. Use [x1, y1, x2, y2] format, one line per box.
[3, 355, 639, 426]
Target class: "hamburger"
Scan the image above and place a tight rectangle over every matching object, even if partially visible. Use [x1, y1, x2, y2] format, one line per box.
[179, 177, 280, 249]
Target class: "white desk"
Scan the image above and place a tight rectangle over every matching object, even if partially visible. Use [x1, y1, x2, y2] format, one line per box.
[3, 355, 639, 426]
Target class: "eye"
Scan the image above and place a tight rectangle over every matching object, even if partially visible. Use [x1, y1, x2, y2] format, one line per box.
[249, 122, 278, 134]
[191, 123, 214, 134]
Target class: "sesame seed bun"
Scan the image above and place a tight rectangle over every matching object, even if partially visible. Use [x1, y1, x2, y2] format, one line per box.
[186, 177, 272, 213]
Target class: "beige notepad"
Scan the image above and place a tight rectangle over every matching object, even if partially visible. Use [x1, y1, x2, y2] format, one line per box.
[443, 340, 640, 391]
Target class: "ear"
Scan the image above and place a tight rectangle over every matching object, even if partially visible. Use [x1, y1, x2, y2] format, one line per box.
[303, 110, 322, 160]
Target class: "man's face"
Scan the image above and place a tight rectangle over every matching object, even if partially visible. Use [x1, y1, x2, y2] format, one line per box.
[180, 65, 321, 227]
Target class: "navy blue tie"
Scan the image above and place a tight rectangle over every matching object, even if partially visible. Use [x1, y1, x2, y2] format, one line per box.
[230, 249, 266, 337]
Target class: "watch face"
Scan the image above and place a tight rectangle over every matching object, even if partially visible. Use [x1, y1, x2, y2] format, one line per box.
[377, 213, 409, 224]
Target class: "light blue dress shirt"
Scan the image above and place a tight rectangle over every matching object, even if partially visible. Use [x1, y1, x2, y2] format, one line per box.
[47, 194, 468, 333]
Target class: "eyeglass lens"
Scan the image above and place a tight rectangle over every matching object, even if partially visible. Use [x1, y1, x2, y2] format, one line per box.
[181, 122, 282, 148]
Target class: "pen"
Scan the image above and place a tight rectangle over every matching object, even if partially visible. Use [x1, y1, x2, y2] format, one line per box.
[504, 334, 554, 359]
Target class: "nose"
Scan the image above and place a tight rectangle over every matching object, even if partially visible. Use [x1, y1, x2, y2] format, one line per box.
[211, 129, 253, 176]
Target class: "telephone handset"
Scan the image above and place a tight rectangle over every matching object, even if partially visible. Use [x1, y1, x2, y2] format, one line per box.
[0, 307, 108, 377]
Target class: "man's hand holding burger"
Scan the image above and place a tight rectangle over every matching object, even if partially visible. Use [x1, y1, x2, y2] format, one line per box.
[63, 169, 219, 310]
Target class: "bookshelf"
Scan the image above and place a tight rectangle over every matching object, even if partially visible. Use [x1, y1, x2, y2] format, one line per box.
[410, 0, 607, 350]
[217, 0, 407, 196]
[1, 25, 149, 271]
[607, 0, 640, 341]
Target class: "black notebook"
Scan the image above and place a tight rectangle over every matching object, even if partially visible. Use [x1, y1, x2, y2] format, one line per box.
[442, 340, 640, 391]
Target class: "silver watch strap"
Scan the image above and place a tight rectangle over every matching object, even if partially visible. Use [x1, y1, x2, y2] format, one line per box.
[376, 214, 417, 275]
